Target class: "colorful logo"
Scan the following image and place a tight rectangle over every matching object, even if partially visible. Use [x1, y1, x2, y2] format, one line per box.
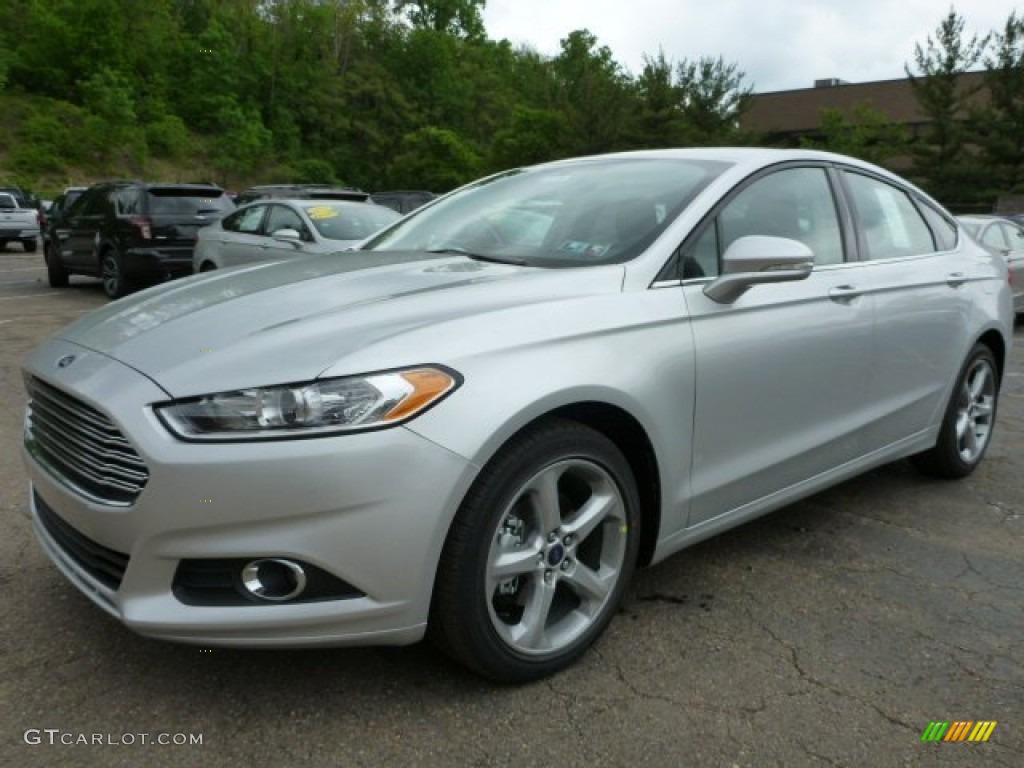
[921, 721, 997, 742]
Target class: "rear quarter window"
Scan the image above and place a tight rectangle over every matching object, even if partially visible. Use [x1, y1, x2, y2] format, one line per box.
[916, 200, 958, 251]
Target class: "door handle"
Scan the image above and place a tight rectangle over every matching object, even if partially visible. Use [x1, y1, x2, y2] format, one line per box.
[946, 272, 967, 287]
[828, 284, 861, 303]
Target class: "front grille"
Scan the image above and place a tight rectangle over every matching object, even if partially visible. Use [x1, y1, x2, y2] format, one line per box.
[35, 491, 129, 590]
[25, 376, 149, 505]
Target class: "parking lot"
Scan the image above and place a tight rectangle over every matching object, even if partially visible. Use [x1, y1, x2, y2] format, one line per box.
[1, 243, 1021, 768]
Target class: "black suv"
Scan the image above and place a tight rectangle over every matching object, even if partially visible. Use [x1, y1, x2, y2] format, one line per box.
[369, 190, 436, 214]
[46, 181, 234, 298]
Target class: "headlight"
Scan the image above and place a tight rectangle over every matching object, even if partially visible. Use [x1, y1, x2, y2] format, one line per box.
[154, 366, 459, 441]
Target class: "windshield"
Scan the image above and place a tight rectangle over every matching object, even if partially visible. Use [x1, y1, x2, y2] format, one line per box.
[304, 203, 402, 241]
[363, 158, 729, 267]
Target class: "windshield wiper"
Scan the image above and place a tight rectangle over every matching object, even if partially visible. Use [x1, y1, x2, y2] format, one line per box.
[426, 246, 528, 266]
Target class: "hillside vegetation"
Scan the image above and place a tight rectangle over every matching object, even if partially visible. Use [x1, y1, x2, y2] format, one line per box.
[0, 2, 1021, 208]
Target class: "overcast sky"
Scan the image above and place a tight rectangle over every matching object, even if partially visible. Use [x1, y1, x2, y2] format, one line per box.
[481, 0, 1019, 93]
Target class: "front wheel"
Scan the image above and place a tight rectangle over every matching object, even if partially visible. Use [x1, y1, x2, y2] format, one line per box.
[431, 420, 640, 682]
[912, 343, 1000, 478]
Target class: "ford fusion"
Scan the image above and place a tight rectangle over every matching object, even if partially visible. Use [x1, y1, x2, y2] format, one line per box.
[22, 149, 1014, 681]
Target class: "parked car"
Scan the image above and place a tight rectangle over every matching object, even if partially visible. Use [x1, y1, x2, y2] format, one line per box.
[234, 184, 369, 207]
[21, 149, 1014, 682]
[0, 191, 42, 252]
[46, 181, 234, 298]
[193, 199, 401, 272]
[957, 215, 1024, 316]
[41, 186, 88, 256]
[370, 189, 436, 214]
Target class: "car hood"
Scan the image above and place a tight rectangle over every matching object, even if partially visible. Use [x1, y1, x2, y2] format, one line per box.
[55, 251, 625, 397]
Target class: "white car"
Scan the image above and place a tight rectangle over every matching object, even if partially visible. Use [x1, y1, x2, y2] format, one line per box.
[957, 215, 1024, 317]
[193, 199, 401, 272]
[22, 148, 1014, 682]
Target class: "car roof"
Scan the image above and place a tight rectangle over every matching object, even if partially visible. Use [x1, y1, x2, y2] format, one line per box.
[236, 184, 369, 203]
[248, 198, 399, 213]
[957, 214, 1018, 225]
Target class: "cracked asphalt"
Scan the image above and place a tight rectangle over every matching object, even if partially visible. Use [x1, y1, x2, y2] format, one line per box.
[1, 245, 1021, 767]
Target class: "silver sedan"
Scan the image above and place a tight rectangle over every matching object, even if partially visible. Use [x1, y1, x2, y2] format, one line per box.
[957, 215, 1024, 316]
[192, 198, 401, 272]
[22, 149, 1014, 682]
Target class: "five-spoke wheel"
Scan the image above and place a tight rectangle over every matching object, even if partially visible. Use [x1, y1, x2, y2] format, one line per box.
[431, 420, 640, 682]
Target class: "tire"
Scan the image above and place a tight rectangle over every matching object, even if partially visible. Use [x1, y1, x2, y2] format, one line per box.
[912, 343, 1000, 478]
[45, 243, 69, 288]
[22, 238, 37, 253]
[100, 249, 132, 299]
[199, 262, 216, 273]
[430, 419, 641, 682]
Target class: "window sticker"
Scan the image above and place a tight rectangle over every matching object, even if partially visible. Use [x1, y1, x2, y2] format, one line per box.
[873, 189, 911, 247]
[306, 205, 339, 220]
[558, 240, 610, 258]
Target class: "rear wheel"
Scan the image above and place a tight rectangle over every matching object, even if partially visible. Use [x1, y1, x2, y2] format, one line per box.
[45, 243, 69, 287]
[100, 249, 132, 299]
[431, 420, 640, 682]
[199, 261, 216, 272]
[912, 343, 999, 478]
[22, 238, 37, 253]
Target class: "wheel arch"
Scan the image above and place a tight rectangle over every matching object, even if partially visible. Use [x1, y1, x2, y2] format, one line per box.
[976, 328, 1006, 383]
[459, 400, 662, 569]
[545, 402, 662, 567]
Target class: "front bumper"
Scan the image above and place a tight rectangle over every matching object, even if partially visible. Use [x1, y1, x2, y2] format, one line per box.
[21, 339, 476, 647]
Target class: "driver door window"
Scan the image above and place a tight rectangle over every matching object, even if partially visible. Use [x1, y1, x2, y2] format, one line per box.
[679, 167, 844, 279]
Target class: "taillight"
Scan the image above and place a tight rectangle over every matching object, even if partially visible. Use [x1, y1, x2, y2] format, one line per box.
[130, 216, 152, 240]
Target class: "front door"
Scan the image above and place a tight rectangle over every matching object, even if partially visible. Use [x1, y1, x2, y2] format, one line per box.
[681, 166, 874, 527]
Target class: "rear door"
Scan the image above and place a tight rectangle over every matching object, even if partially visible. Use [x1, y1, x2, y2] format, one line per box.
[838, 170, 974, 447]
[62, 188, 109, 270]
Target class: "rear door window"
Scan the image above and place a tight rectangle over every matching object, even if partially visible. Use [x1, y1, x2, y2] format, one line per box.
[843, 172, 936, 260]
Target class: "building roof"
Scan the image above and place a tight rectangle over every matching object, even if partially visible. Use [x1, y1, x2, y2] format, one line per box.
[742, 71, 989, 136]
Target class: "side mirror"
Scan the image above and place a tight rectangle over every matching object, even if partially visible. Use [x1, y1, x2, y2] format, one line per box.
[271, 228, 303, 247]
[703, 236, 814, 304]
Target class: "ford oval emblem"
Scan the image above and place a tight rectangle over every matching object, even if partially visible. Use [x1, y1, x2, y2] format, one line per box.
[56, 354, 76, 369]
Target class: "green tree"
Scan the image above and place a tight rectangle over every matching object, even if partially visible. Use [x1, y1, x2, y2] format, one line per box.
[211, 101, 273, 186]
[552, 30, 634, 156]
[490, 106, 568, 169]
[977, 11, 1024, 194]
[905, 9, 989, 204]
[630, 52, 686, 148]
[676, 56, 752, 145]
[79, 66, 148, 172]
[388, 126, 480, 190]
[396, 0, 485, 39]
[801, 103, 909, 165]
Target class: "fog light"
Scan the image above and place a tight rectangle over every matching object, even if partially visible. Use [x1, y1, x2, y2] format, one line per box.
[241, 559, 307, 602]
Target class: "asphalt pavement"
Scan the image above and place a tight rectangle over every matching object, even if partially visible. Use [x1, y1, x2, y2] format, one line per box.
[1, 242, 1021, 767]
